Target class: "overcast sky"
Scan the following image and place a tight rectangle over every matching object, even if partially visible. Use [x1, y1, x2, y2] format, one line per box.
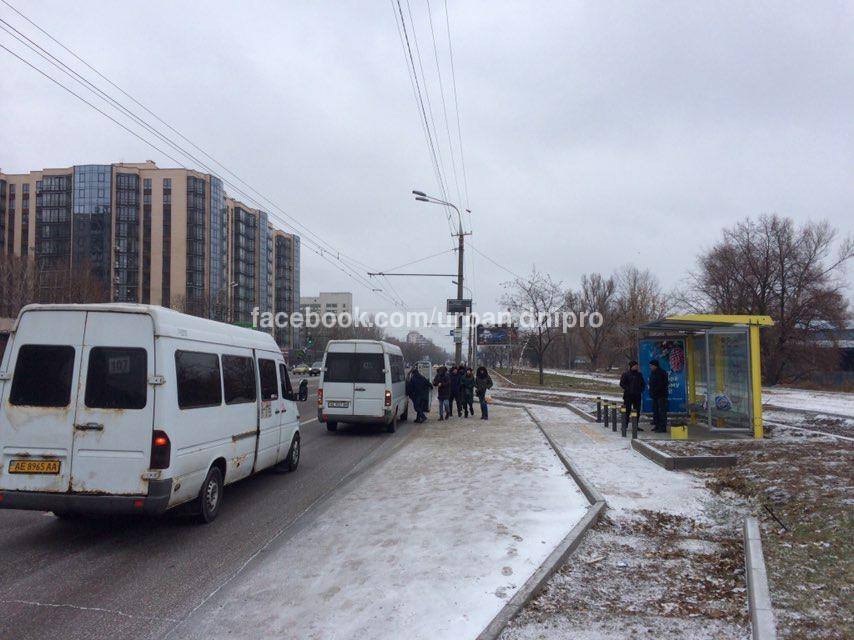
[1, 1, 852, 347]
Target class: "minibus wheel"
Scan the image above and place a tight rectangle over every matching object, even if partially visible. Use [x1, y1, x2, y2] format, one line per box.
[197, 466, 223, 524]
[386, 413, 397, 434]
[286, 433, 300, 471]
[400, 404, 409, 422]
[326, 421, 338, 432]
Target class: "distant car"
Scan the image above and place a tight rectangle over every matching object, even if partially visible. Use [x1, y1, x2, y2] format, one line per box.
[310, 361, 323, 376]
[292, 363, 310, 375]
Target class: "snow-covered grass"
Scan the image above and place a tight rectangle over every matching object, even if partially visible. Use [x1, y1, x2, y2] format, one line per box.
[500, 404, 750, 640]
[180, 405, 589, 640]
[763, 385, 854, 417]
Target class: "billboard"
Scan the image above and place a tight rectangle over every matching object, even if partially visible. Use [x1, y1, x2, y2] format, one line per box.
[476, 324, 513, 346]
[447, 298, 472, 313]
[639, 338, 687, 414]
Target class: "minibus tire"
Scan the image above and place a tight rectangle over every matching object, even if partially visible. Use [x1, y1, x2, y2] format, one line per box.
[196, 466, 224, 524]
[386, 414, 397, 434]
[326, 422, 338, 432]
[285, 433, 300, 471]
[400, 404, 409, 422]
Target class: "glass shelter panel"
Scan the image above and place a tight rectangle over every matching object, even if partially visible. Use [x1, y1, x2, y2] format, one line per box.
[706, 329, 752, 429]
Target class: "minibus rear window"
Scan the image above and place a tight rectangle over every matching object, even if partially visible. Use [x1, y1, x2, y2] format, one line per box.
[175, 350, 222, 409]
[222, 355, 256, 405]
[10, 345, 75, 407]
[323, 353, 384, 384]
[85, 347, 147, 409]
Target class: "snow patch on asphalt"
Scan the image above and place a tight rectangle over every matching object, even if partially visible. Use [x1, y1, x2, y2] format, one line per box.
[180, 405, 589, 640]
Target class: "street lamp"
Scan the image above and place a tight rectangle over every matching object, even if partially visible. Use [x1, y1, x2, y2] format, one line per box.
[413, 189, 472, 363]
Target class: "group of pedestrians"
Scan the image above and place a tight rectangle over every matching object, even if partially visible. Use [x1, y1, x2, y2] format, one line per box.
[618, 359, 669, 432]
[405, 364, 493, 423]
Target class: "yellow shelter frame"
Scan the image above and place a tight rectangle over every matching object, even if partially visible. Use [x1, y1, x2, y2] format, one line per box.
[638, 315, 774, 438]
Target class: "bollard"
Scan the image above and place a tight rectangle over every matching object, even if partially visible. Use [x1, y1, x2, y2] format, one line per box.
[596, 397, 602, 423]
[631, 411, 639, 439]
[603, 402, 609, 428]
[620, 406, 627, 437]
[611, 405, 618, 432]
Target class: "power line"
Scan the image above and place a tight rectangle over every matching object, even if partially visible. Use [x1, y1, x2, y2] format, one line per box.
[426, 0, 462, 209]
[469, 243, 523, 280]
[391, 0, 456, 242]
[443, 0, 470, 210]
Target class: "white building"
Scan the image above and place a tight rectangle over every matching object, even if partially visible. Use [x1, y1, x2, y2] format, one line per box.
[406, 330, 429, 346]
[300, 292, 353, 316]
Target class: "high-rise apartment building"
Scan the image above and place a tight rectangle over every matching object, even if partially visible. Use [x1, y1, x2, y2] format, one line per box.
[0, 161, 300, 350]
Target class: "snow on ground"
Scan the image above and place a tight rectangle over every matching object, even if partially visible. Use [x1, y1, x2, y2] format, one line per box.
[763, 385, 854, 417]
[500, 403, 749, 640]
[178, 405, 589, 640]
[523, 367, 621, 385]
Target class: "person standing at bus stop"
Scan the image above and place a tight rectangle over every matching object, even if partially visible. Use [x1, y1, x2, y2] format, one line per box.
[648, 359, 669, 432]
[475, 366, 493, 420]
[619, 360, 645, 431]
[433, 366, 452, 420]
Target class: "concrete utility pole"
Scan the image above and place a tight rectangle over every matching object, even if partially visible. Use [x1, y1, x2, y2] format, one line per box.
[412, 191, 471, 364]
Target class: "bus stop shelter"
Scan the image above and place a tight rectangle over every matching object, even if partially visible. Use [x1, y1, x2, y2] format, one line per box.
[638, 314, 774, 439]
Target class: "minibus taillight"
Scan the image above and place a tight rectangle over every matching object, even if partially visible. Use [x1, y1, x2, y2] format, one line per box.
[384, 390, 392, 407]
[317, 388, 323, 408]
[150, 430, 171, 469]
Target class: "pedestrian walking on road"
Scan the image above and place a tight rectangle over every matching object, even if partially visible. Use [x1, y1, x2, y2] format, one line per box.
[475, 366, 493, 420]
[449, 366, 464, 417]
[648, 359, 669, 432]
[619, 360, 646, 432]
[433, 366, 452, 420]
[407, 367, 432, 423]
[461, 367, 476, 417]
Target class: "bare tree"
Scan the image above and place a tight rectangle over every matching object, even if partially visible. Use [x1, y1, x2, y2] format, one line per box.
[575, 272, 619, 370]
[686, 214, 853, 384]
[501, 268, 565, 385]
[613, 265, 669, 362]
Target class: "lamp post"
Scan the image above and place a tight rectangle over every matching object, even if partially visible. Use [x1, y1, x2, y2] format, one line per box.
[413, 190, 471, 363]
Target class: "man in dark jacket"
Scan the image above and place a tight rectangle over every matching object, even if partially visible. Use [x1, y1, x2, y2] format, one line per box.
[474, 366, 493, 420]
[449, 366, 463, 417]
[407, 368, 432, 423]
[648, 359, 669, 432]
[460, 367, 476, 417]
[433, 366, 452, 420]
[619, 360, 645, 431]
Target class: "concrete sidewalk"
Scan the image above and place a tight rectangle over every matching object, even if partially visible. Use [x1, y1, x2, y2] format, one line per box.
[174, 404, 588, 640]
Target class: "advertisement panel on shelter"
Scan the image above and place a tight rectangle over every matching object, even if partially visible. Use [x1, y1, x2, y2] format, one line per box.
[639, 338, 687, 413]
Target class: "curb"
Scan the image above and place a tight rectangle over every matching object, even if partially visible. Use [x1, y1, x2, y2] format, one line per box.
[476, 406, 607, 640]
[744, 517, 778, 640]
[630, 438, 738, 471]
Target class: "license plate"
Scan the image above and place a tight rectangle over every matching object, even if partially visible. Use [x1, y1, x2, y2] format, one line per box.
[9, 459, 61, 474]
[328, 401, 349, 408]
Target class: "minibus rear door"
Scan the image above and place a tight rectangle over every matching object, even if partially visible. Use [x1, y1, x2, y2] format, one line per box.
[322, 344, 356, 417]
[0, 310, 86, 493]
[352, 343, 386, 417]
[69, 312, 154, 495]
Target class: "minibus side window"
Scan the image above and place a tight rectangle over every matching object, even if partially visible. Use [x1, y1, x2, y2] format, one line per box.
[279, 363, 293, 398]
[222, 355, 256, 405]
[175, 350, 222, 409]
[85, 347, 147, 409]
[390, 355, 404, 383]
[10, 345, 75, 407]
[258, 359, 278, 401]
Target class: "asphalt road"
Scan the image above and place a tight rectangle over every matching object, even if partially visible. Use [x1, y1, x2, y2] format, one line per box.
[0, 376, 416, 640]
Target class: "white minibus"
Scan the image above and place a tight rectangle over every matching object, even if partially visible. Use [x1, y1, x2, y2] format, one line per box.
[317, 340, 407, 433]
[0, 303, 301, 523]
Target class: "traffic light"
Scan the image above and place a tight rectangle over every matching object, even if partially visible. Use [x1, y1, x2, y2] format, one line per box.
[306, 336, 315, 348]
